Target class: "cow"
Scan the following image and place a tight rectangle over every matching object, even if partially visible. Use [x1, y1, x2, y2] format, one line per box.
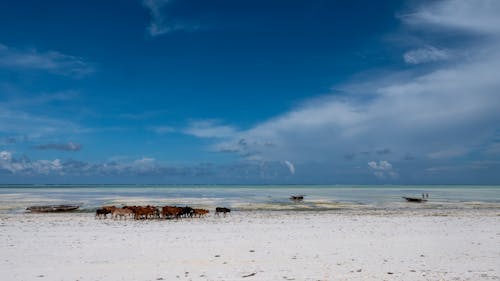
[95, 208, 110, 219]
[193, 208, 209, 218]
[102, 205, 117, 212]
[95, 205, 116, 219]
[112, 208, 134, 219]
[161, 206, 183, 219]
[181, 206, 194, 218]
[119, 206, 138, 218]
[215, 207, 231, 217]
[145, 205, 160, 219]
[132, 206, 156, 220]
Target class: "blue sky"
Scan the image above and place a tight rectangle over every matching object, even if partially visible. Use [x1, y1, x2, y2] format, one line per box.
[1, 0, 499, 184]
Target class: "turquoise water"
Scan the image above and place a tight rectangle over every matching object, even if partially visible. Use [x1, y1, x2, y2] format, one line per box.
[1, 185, 499, 213]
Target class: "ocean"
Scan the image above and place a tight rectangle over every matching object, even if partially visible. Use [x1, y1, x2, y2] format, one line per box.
[0, 185, 500, 213]
[1, 185, 500, 214]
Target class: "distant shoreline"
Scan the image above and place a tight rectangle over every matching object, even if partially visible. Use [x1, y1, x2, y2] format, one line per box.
[1, 184, 500, 188]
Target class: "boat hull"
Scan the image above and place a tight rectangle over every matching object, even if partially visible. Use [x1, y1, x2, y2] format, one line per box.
[402, 197, 427, 203]
[26, 205, 80, 213]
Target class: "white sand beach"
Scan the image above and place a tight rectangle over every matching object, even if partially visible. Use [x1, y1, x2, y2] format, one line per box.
[1, 210, 499, 281]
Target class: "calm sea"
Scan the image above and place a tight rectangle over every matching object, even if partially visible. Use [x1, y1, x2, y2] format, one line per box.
[1, 185, 499, 213]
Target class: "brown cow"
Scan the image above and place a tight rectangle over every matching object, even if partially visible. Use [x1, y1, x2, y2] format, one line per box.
[147, 205, 160, 219]
[112, 208, 133, 219]
[161, 206, 183, 219]
[132, 206, 155, 220]
[123, 206, 136, 218]
[193, 208, 209, 218]
[102, 205, 117, 212]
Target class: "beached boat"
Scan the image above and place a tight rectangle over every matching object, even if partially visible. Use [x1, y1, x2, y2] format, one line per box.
[402, 197, 427, 203]
[290, 195, 305, 201]
[26, 205, 80, 213]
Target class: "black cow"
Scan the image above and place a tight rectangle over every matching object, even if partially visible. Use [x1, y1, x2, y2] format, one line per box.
[181, 206, 194, 218]
[215, 207, 231, 217]
[95, 208, 111, 219]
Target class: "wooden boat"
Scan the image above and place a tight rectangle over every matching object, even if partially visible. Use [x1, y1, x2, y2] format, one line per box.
[26, 205, 80, 213]
[402, 197, 427, 203]
[290, 195, 305, 202]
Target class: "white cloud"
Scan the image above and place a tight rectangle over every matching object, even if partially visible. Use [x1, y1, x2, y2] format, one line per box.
[143, 0, 171, 36]
[0, 150, 63, 175]
[368, 160, 398, 179]
[184, 120, 238, 138]
[134, 157, 156, 165]
[401, 0, 500, 34]
[283, 160, 295, 175]
[0, 151, 156, 176]
[184, 0, 500, 181]
[209, 54, 500, 161]
[0, 151, 12, 162]
[425, 166, 457, 173]
[403, 46, 451, 64]
[368, 160, 392, 171]
[0, 43, 94, 77]
[35, 142, 82, 151]
[0, 151, 294, 182]
[31, 159, 63, 175]
[132, 157, 158, 173]
[142, 0, 198, 36]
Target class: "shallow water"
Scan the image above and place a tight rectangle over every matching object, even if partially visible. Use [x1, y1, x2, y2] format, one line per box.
[0, 185, 499, 213]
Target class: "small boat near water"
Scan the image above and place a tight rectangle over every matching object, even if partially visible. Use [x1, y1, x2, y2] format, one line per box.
[402, 197, 427, 203]
[26, 205, 80, 213]
[290, 195, 305, 202]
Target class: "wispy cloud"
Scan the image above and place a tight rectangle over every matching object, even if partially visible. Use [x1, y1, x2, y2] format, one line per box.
[2, 91, 79, 108]
[184, 120, 238, 138]
[0, 43, 94, 77]
[403, 46, 451, 64]
[283, 160, 295, 175]
[400, 0, 500, 34]
[35, 142, 82, 151]
[0, 91, 86, 139]
[118, 110, 169, 120]
[143, 0, 171, 36]
[142, 0, 199, 36]
[0, 107, 82, 138]
[427, 147, 467, 159]
[148, 125, 175, 134]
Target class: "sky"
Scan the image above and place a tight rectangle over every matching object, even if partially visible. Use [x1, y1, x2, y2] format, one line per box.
[0, 0, 499, 184]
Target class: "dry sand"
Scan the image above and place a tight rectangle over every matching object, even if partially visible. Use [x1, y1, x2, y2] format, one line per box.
[1, 210, 499, 281]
